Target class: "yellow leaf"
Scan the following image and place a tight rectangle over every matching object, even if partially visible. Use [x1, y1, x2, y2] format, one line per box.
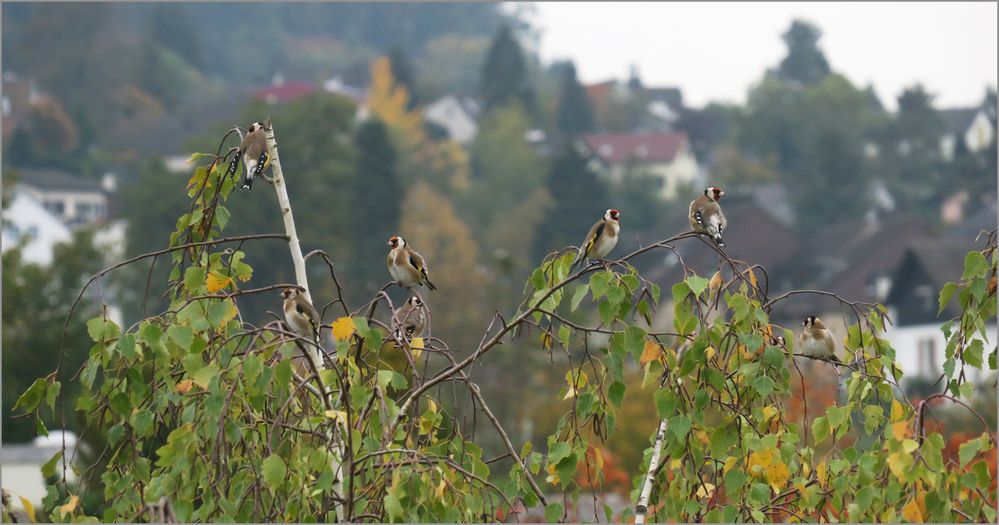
[670, 458, 683, 470]
[640, 340, 662, 365]
[427, 398, 438, 414]
[175, 379, 194, 394]
[436, 478, 446, 498]
[594, 448, 604, 470]
[546, 463, 560, 486]
[219, 300, 239, 326]
[762, 406, 778, 421]
[747, 449, 774, 479]
[705, 346, 717, 360]
[331, 317, 356, 341]
[816, 460, 828, 488]
[709, 271, 723, 296]
[901, 497, 923, 523]
[902, 439, 919, 454]
[800, 461, 811, 478]
[892, 420, 911, 441]
[58, 495, 79, 517]
[887, 451, 913, 481]
[723, 456, 738, 474]
[205, 271, 233, 293]
[563, 387, 577, 400]
[409, 336, 425, 360]
[695, 430, 710, 446]
[324, 410, 347, 422]
[891, 398, 906, 422]
[696, 482, 716, 499]
[748, 268, 758, 290]
[766, 460, 790, 491]
[540, 332, 553, 350]
[18, 495, 36, 522]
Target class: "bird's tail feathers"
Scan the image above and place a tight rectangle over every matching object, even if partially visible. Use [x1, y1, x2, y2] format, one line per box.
[425, 279, 438, 291]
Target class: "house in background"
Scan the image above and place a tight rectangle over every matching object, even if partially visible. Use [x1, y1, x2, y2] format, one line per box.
[884, 239, 996, 383]
[939, 90, 998, 160]
[578, 132, 700, 200]
[423, 95, 480, 145]
[1, 431, 79, 507]
[252, 73, 316, 105]
[2, 189, 72, 266]
[15, 168, 113, 229]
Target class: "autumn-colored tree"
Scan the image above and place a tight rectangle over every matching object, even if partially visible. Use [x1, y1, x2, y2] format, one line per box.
[367, 56, 470, 191]
[399, 181, 485, 351]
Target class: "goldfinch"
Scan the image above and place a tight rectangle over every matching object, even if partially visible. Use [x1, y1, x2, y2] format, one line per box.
[572, 209, 621, 269]
[234, 122, 270, 191]
[394, 296, 428, 339]
[387, 236, 438, 291]
[689, 187, 727, 247]
[282, 286, 320, 343]
[798, 315, 840, 363]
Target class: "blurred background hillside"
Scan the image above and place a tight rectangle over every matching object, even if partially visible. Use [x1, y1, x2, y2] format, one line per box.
[2, 2, 996, 509]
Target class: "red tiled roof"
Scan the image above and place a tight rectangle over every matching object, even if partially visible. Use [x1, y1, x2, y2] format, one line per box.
[252, 82, 315, 103]
[582, 132, 689, 164]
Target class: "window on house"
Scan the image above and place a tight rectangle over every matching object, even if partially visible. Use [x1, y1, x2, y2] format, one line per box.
[917, 337, 937, 376]
[45, 200, 65, 215]
[4, 224, 20, 243]
[77, 203, 93, 220]
[25, 225, 39, 241]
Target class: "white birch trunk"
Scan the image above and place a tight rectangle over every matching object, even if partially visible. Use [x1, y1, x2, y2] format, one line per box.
[264, 122, 346, 522]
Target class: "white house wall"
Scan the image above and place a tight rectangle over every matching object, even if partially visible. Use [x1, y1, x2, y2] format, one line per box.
[2, 191, 72, 265]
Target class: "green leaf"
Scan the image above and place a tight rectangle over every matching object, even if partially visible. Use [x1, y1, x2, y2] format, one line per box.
[671, 281, 691, 302]
[710, 425, 738, 457]
[570, 284, 589, 312]
[608, 380, 626, 408]
[529, 268, 546, 290]
[131, 409, 155, 437]
[167, 325, 194, 350]
[938, 282, 959, 314]
[812, 416, 830, 444]
[184, 266, 207, 294]
[548, 442, 571, 465]
[964, 339, 985, 369]
[192, 364, 219, 389]
[686, 274, 710, 297]
[962, 252, 989, 280]
[959, 434, 989, 466]
[668, 415, 691, 441]
[274, 359, 292, 389]
[544, 502, 564, 522]
[589, 271, 613, 300]
[13, 379, 47, 413]
[752, 375, 775, 397]
[598, 300, 615, 326]
[655, 389, 677, 419]
[41, 450, 63, 478]
[45, 381, 60, 411]
[262, 454, 287, 490]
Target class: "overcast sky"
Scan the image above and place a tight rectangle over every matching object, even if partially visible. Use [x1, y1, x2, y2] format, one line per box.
[525, 2, 997, 110]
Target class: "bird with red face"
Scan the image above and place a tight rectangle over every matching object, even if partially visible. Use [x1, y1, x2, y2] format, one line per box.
[572, 209, 621, 269]
[689, 187, 727, 247]
[387, 236, 437, 291]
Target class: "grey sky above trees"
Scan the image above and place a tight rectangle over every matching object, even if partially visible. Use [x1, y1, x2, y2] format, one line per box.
[529, 2, 997, 109]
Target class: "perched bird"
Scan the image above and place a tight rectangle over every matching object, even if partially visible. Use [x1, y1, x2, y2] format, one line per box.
[236, 122, 270, 190]
[387, 236, 438, 291]
[572, 209, 621, 269]
[282, 286, 320, 343]
[688, 187, 727, 247]
[394, 296, 428, 339]
[798, 315, 841, 363]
